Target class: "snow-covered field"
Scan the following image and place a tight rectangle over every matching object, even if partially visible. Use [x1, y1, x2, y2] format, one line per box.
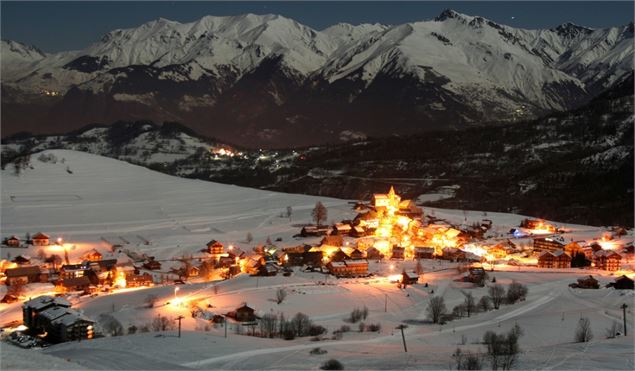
[1, 150, 633, 370]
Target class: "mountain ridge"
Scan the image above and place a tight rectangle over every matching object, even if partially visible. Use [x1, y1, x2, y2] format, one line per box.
[2, 9, 632, 147]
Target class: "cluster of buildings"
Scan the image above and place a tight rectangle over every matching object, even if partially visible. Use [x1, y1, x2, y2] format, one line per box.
[534, 235, 625, 271]
[292, 188, 632, 276]
[1, 232, 155, 302]
[22, 295, 94, 342]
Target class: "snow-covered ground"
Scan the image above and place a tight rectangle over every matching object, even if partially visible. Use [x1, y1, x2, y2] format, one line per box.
[1, 150, 633, 370]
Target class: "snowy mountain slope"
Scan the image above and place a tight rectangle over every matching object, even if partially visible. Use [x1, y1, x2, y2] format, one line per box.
[1, 10, 632, 147]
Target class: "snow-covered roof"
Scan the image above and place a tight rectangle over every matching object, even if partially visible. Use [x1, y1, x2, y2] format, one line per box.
[24, 295, 71, 311]
[334, 223, 351, 231]
[32, 232, 50, 239]
[594, 250, 621, 258]
[403, 271, 419, 279]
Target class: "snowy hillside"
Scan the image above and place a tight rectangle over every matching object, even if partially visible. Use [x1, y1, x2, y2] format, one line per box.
[1, 10, 632, 147]
[1, 150, 633, 370]
[0, 150, 354, 261]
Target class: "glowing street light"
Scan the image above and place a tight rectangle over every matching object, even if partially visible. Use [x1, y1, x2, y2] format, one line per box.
[174, 287, 179, 300]
[56, 237, 63, 245]
[228, 245, 234, 251]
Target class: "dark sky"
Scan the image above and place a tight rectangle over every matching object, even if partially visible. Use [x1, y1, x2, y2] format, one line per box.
[2, 1, 633, 52]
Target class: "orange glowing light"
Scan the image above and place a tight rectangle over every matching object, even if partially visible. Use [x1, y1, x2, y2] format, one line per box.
[114, 270, 127, 288]
[388, 274, 402, 282]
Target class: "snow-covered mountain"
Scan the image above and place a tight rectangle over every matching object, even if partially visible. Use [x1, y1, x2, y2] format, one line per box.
[1, 10, 633, 147]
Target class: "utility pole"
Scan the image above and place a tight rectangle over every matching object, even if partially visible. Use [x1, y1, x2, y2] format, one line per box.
[396, 324, 408, 352]
[385, 294, 388, 313]
[621, 303, 628, 336]
[224, 316, 228, 338]
[176, 315, 184, 338]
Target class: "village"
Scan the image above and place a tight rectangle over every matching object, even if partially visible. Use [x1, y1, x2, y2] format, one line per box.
[0, 151, 633, 370]
[1, 186, 633, 347]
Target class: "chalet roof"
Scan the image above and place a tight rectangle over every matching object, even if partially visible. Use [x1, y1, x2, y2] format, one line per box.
[343, 259, 368, 267]
[334, 223, 352, 231]
[5, 266, 40, 277]
[615, 275, 634, 283]
[207, 240, 223, 247]
[91, 259, 117, 269]
[553, 250, 570, 258]
[594, 250, 622, 258]
[62, 263, 88, 271]
[51, 310, 93, 326]
[83, 248, 102, 256]
[403, 271, 419, 279]
[39, 306, 73, 321]
[321, 235, 344, 246]
[32, 232, 50, 239]
[60, 276, 91, 288]
[538, 250, 570, 259]
[7, 235, 20, 241]
[23, 295, 71, 310]
[40, 306, 91, 326]
[236, 304, 255, 312]
[13, 255, 31, 262]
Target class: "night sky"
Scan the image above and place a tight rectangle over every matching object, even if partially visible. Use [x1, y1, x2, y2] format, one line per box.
[2, 1, 633, 52]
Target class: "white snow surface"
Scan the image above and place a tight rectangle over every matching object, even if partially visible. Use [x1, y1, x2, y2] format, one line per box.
[1, 150, 634, 370]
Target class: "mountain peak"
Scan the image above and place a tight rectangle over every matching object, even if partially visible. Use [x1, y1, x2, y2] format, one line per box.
[552, 22, 594, 37]
[435, 9, 470, 22]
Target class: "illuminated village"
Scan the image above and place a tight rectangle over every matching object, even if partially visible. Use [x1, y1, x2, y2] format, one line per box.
[1, 185, 633, 357]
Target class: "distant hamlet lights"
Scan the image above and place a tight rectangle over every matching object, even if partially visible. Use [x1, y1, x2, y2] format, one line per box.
[57, 237, 63, 244]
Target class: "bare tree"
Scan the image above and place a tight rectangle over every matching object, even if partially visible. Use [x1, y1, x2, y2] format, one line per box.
[286, 206, 293, 218]
[259, 312, 279, 338]
[97, 313, 124, 337]
[453, 348, 482, 370]
[488, 284, 505, 309]
[291, 312, 312, 337]
[462, 291, 476, 317]
[246, 232, 253, 243]
[415, 259, 424, 275]
[427, 296, 447, 324]
[144, 294, 158, 308]
[152, 315, 175, 332]
[483, 325, 523, 370]
[276, 288, 287, 304]
[575, 317, 593, 342]
[312, 202, 328, 227]
[605, 321, 621, 339]
[506, 281, 528, 304]
[478, 296, 492, 312]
